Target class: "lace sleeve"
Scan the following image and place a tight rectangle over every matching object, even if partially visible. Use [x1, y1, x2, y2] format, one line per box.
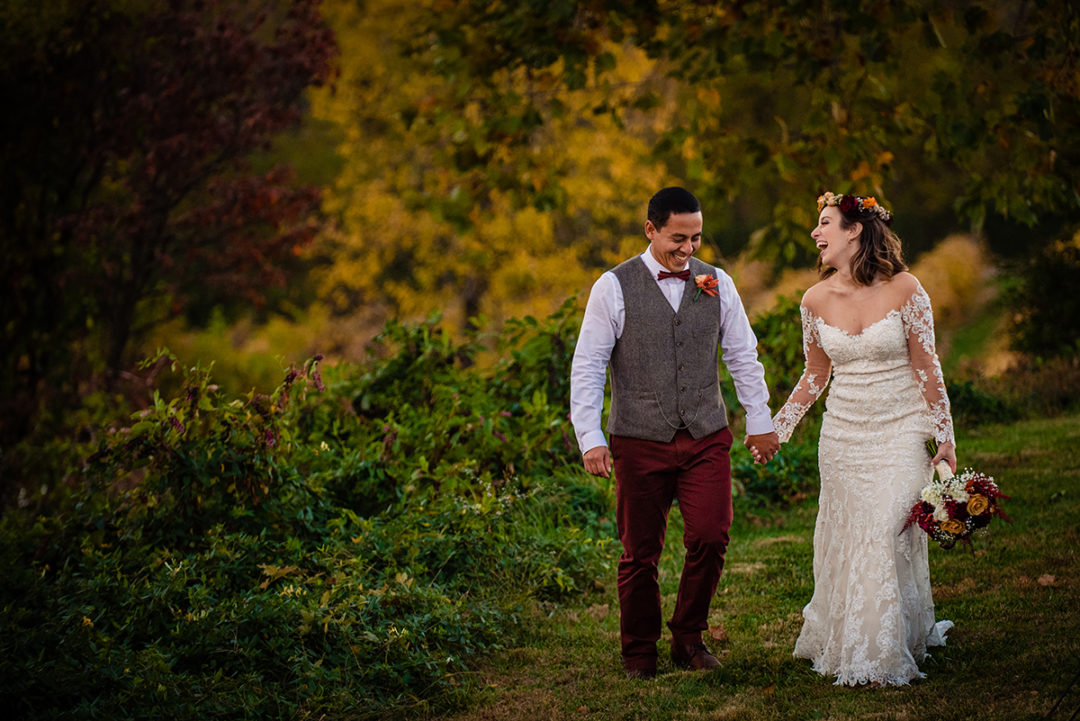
[773, 305, 832, 443]
[899, 282, 956, 445]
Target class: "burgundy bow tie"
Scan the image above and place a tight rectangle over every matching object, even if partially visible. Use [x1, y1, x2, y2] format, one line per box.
[658, 269, 691, 281]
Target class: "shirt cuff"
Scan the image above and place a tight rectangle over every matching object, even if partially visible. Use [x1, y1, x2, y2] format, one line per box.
[743, 410, 776, 437]
[577, 430, 608, 455]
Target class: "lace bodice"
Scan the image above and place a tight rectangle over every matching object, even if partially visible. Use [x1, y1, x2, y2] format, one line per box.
[773, 283, 955, 446]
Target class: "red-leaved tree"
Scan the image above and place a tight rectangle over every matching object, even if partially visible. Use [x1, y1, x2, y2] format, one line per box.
[0, 0, 336, 445]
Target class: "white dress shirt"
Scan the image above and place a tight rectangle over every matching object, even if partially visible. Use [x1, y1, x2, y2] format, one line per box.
[570, 248, 775, 454]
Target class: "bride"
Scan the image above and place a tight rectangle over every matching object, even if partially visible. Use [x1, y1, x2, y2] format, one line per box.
[769, 191, 957, 686]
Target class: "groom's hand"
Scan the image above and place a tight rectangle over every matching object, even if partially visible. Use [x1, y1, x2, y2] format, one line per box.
[745, 432, 780, 464]
[583, 446, 613, 478]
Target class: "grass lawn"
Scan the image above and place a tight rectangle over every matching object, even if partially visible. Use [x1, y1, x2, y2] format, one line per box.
[435, 413, 1080, 721]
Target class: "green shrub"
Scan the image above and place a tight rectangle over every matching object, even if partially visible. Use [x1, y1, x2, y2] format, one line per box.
[0, 304, 614, 720]
[723, 294, 823, 433]
[751, 294, 809, 402]
[732, 435, 820, 508]
[0, 292, 894, 719]
[947, 379, 1019, 428]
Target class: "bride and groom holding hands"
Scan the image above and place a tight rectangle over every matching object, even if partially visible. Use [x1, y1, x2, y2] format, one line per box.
[569, 186, 957, 686]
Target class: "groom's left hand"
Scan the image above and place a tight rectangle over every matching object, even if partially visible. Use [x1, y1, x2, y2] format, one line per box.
[745, 432, 780, 464]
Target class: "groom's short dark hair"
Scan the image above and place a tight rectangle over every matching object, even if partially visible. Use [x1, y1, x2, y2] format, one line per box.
[648, 187, 701, 230]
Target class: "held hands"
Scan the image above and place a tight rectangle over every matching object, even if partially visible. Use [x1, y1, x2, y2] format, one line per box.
[745, 432, 781, 465]
[583, 445, 613, 478]
[584, 433, 783, 475]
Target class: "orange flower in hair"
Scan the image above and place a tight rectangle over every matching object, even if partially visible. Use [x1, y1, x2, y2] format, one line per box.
[816, 191, 893, 225]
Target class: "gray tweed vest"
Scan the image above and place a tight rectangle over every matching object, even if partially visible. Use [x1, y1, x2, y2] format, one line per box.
[606, 255, 729, 443]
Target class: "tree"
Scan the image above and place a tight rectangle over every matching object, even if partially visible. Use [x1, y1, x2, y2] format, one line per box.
[309, 0, 718, 342]
[0, 0, 336, 443]
[310, 0, 1079, 348]
[420, 0, 1080, 261]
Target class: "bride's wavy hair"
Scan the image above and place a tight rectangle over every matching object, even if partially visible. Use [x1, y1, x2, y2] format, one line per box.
[819, 211, 907, 285]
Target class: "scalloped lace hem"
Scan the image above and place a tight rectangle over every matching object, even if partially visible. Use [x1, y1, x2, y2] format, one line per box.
[795, 620, 953, 687]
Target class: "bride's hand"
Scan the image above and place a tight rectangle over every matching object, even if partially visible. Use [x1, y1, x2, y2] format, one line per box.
[931, 440, 957, 474]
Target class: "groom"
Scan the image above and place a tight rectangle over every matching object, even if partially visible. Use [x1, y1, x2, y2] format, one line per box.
[570, 186, 779, 679]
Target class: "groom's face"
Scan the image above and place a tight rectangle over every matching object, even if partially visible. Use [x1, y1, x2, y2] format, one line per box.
[646, 211, 703, 272]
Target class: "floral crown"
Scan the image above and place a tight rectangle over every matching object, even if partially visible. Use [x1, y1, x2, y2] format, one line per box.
[817, 191, 893, 225]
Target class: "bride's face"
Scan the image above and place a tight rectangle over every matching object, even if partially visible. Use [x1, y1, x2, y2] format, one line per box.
[812, 207, 861, 269]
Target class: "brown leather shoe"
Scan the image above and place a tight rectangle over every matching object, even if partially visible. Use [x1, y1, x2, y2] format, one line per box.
[625, 666, 657, 680]
[671, 641, 721, 671]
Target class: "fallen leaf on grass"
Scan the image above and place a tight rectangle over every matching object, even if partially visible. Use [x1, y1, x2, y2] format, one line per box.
[709, 624, 729, 643]
[1037, 574, 1057, 587]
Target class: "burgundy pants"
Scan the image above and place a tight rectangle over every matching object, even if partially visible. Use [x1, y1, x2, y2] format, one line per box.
[610, 426, 733, 670]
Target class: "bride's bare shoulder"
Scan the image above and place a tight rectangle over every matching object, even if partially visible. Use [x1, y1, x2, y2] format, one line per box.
[889, 271, 920, 291]
[801, 279, 835, 311]
[887, 271, 924, 301]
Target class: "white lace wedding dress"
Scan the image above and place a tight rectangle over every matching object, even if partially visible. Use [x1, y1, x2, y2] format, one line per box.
[773, 281, 955, 686]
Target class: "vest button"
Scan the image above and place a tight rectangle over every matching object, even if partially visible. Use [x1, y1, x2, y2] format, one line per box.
[674, 319, 680, 326]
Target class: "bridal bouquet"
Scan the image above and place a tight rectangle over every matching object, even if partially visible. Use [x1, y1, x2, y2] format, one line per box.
[903, 441, 1010, 550]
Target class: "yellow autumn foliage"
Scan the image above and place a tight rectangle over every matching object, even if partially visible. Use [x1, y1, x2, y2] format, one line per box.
[304, 0, 690, 352]
[302, 1, 1003, 370]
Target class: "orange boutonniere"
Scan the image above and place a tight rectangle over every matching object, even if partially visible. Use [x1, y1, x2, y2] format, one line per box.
[694, 274, 719, 301]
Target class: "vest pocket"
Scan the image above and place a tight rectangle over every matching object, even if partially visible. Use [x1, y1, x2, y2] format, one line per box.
[698, 381, 722, 411]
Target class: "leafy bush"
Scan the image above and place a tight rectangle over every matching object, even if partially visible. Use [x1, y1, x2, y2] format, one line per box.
[946, 379, 1019, 428]
[0, 293, 825, 718]
[747, 294, 808, 404]
[720, 294, 822, 507]
[732, 437, 820, 508]
[0, 304, 611, 720]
